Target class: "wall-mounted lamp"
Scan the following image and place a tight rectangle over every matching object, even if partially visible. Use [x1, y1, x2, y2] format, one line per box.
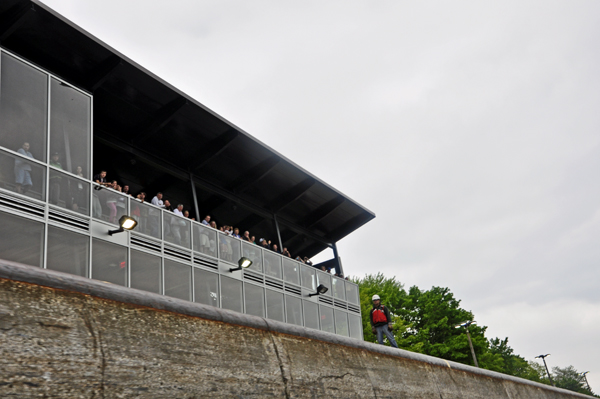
[308, 284, 328, 297]
[108, 215, 138, 236]
[229, 257, 253, 272]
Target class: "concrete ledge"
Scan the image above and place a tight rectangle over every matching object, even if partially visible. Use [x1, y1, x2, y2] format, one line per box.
[0, 260, 592, 398]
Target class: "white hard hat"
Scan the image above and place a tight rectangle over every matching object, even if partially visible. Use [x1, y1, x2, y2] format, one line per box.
[372, 294, 380, 301]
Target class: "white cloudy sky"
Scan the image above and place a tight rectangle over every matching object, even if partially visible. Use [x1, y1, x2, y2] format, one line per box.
[43, 0, 600, 389]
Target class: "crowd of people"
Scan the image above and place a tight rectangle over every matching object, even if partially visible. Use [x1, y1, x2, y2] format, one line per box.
[93, 170, 344, 277]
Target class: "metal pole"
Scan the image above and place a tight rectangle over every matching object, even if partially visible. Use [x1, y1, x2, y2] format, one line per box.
[331, 242, 344, 276]
[541, 357, 554, 386]
[273, 214, 283, 251]
[465, 328, 479, 368]
[189, 172, 200, 221]
[582, 372, 592, 392]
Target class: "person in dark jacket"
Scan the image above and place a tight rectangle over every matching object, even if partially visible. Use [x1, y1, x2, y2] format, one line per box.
[369, 294, 398, 348]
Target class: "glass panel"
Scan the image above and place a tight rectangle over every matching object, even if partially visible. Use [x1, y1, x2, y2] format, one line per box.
[264, 250, 282, 279]
[193, 223, 217, 258]
[130, 200, 161, 239]
[220, 276, 242, 313]
[345, 282, 360, 306]
[219, 234, 240, 264]
[282, 258, 300, 286]
[0, 53, 48, 161]
[46, 226, 89, 277]
[266, 289, 284, 322]
[319, 305, 335, 334]
[164, 259, 191, 301]
[300, 265, 316, 291]
[91, 239, 127, 286]
[130, 250, 162, 294]
[48, 169, 90, 215]
[332, 277, 346, 301]
[0, 211, 44, 267]
[194, 268, 219, 307]
[92, 186, 128, 226]
[303, 301, 319, 330]
[244, 283, 264, 317]
[349, 314, 363, 340]
[335, 310, 349, 337]
[50, 78, 91, 178]
[285, 295, 302, 326]
[163, 211, 191, 248]
[241, 241, 262, 273]
[317, 271, 332, 297]
[0, 148, 46, 201]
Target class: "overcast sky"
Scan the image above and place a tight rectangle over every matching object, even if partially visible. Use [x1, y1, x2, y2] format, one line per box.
[43, 0, 600, 389]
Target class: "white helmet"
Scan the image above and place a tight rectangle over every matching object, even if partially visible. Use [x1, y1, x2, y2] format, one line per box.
[372, 294, 380, 301]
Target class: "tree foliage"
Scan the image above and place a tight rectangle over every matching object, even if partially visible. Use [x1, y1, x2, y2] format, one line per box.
[352, 273, 595, 395]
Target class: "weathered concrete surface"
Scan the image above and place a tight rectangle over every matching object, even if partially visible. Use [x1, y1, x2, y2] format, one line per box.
[0, 261, 592, 398]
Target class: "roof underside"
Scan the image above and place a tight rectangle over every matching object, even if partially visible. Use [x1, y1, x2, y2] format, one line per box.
[0, 0, 375, 258]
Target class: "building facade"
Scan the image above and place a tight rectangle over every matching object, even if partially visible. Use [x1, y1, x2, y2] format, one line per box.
[0, 2, 372, 340]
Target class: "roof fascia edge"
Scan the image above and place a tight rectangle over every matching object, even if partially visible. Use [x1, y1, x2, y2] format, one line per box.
[31, 0, 375, 219]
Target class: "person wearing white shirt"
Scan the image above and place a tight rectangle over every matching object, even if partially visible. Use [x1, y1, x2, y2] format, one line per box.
[173, 204, 184, 217]
[151, 192, 164, 208]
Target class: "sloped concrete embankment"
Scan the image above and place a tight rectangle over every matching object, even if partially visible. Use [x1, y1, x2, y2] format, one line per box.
[0, 261, 592, 398]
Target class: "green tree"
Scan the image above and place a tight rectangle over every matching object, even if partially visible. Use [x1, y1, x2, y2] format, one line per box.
[553, 366, 595, 396]
[396, 285, 489, 366]
[485, 337, 545, 382]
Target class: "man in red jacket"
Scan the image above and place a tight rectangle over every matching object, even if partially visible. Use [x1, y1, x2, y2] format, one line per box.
[369, 294, 398, 348]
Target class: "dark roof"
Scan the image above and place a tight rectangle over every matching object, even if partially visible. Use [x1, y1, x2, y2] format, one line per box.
[0, 0, 375, 257]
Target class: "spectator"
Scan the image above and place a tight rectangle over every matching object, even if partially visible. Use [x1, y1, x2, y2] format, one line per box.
[72, 165, 85, 211]
[303, 257, 313, 266]
[260, 238, 270, 250]
[241, 231, 251, 242]
[295, 256, 305, 263]
[14, 142, 34, 194]
[93, 170, 111, 187]
[49, 152, 63, 205]
[106, 181, 119, 223]
[282, 247, 291, 258]
[210, 221, 217, 229]
[232, 228, 241, 238]
[163, 200, 173, 212]
[272, 244, 280, 254]
[136, 192, 146, 202]
[183, 210, 190, 218]
[92, 170, 109, 218]
[173, 204, 184, 216]
[122, 185, 133, 197]
[250, 235, 256, 245]
[151, 192, 164, 207]
[202, 215, 211, 226]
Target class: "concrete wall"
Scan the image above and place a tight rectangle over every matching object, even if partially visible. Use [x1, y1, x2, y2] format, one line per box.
[0, 261, 592, 399]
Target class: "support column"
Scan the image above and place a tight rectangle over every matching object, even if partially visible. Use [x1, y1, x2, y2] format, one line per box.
[331, 242, 344, 276]
[189, 172, 200, 221]
[273, 214, 283, 251]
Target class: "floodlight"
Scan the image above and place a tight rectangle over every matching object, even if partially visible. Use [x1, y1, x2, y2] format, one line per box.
[108, 215, 138, 236]
[229, 257, 253, 272]
[455, 321, 476, 329]
[308, 284, 329, 297]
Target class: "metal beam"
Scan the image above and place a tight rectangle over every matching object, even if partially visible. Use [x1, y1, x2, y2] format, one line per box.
[87, 55, 121, 92]
[235, 213, 264, 232]
[231, 156, 280, 193]
[188, 129, 239, 172]
[303, 196, 345, 228]
[0, 0, 32, 43]
[327, 214, 370, 242]
[268, 177, 315, 213]
[132, 96, 187, 145]
[190, 172, 200, 221]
